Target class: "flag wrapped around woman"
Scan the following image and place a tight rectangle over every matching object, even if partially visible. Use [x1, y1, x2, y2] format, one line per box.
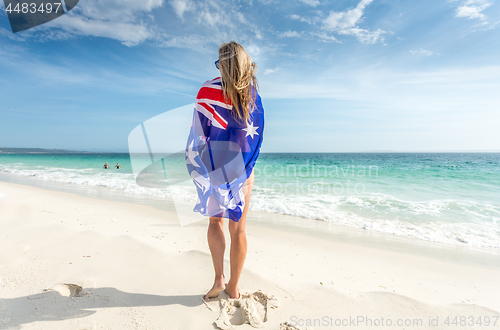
[185, 48, 264, 222]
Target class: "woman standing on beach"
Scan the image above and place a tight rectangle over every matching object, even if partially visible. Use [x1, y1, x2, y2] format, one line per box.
[185, 41, 264, 300]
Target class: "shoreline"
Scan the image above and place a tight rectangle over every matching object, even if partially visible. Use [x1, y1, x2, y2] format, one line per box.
[1, 171, 499, 269]
[1, 180, 500, 329]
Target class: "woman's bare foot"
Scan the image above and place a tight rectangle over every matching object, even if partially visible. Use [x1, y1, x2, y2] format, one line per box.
[203, 275, 226, 300]
[224, 282, 241, 299]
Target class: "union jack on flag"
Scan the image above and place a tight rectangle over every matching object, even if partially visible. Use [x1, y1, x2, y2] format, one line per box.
[185, 77, 264, 222]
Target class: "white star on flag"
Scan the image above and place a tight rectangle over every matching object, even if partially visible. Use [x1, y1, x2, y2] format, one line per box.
[242, 121, 259, 139]
[186, 140, 200, 167]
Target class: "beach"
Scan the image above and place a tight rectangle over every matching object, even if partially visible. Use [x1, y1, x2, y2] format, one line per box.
[2, 0, 500, 327]
[1, 178, 499, 330]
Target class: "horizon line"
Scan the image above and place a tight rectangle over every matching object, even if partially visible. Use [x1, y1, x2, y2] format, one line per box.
[1, 147, 500, 154]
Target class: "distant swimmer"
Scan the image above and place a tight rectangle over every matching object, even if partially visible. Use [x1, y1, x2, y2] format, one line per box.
[103, 162, 110, 169]
[115, 163, 122, 169]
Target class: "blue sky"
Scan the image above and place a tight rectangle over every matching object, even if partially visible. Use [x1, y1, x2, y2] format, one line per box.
[0, 0, 499, 152]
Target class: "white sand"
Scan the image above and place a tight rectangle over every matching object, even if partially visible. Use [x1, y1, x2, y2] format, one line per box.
[0, 181, 499, 330]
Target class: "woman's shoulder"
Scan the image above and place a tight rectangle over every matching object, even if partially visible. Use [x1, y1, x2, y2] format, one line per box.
[197, 77, 224, 100]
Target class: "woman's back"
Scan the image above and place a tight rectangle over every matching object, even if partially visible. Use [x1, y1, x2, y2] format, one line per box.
[186, 75, 264, 221]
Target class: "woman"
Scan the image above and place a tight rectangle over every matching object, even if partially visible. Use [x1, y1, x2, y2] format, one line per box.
[185, 41, 264, 300]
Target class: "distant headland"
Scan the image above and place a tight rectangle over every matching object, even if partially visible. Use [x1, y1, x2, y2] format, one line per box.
[0, 148, 87, 154]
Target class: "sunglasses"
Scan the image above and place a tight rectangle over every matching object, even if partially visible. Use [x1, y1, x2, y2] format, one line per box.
[215, 59, 220, 70]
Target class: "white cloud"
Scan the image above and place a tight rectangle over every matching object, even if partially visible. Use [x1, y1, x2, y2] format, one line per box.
[0, 27, 27, 41]
[457, 5, 486, 19]
[49, 15, 152, 46]
[152, 33, 211, 51]
[115, 0, 163, 12]
[289, 14, 316, 25]
[322, 0, 385, 44]
[68, 0, 164, 21]
[199, 10, 220, 27]
[41, 0, 164, 46]
[256, 0, 274, 4]
[245, 44, 261, 59]
[455, 0, 492, 20]
[338, 28, 384, 44]
[17, 0, 252, 48]
[287, 2, 384, 44]
[410, 48, 434, 56]
[162, 0, 258, 50]
[264, 67, 280, 75]
[299, 0, 320, 6]
[281, 30, 301, 38]
[178, 0, 244, 30]
[311, 32, 339, 42]
[324, 0, 372, 30]
[169, 0, 193, 18]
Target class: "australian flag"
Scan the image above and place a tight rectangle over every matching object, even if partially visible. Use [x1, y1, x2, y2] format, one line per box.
[185, 77, 264, 222]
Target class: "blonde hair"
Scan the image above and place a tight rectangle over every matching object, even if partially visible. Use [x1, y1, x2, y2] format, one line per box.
[218, 41, 259, 124]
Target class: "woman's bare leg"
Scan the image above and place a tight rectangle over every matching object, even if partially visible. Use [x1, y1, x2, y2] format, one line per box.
[204, 216, 226, 299]
[226, 171, 254, 299]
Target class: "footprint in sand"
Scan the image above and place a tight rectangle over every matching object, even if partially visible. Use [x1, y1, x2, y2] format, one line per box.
[214, 290, 279, 329]
[279, 322, 314, 330]
[45, 283, 83, 297]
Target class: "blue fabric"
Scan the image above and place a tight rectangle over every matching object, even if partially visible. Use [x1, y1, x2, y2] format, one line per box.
[185, 77, 264, 222]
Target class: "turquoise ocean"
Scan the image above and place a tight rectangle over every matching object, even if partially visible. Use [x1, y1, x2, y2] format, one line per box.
[1, 152, 499, 249]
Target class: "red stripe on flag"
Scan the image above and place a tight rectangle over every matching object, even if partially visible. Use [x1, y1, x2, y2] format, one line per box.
[197, 87, 232, 106]
[199, 102, 228, 129]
